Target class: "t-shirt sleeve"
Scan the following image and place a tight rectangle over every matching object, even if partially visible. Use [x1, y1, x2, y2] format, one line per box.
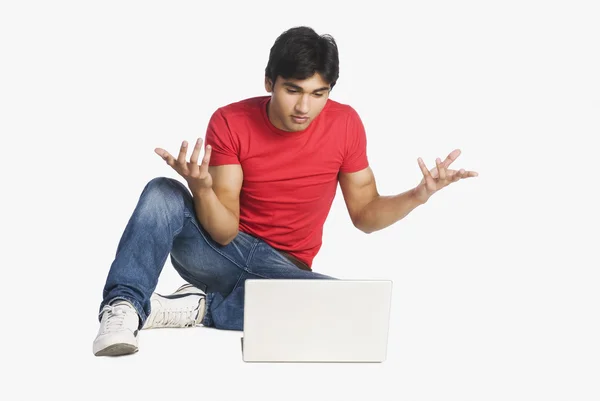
[340, 107, 369, 173]
[204, 109, 241, 166]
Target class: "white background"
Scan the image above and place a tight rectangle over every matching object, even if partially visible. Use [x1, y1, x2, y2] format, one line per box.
[1, 1, 598, 400]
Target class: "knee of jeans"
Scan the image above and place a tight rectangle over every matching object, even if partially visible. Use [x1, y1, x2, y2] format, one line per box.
[139, 177, 190, 216]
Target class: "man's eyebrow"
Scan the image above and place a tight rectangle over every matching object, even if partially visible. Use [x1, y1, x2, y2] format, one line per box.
[282, 82, 330, 93]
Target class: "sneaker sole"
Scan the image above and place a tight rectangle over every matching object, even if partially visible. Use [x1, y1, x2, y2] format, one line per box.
[155, 288, 204, 299]
[94, 343, 138, 357]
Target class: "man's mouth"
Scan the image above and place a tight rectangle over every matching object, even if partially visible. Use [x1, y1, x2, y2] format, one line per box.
[291, 116, 309, 124]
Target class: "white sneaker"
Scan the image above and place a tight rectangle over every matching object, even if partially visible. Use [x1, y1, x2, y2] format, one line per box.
[143, 283, 206, 330]
[93, 301, 140, 356]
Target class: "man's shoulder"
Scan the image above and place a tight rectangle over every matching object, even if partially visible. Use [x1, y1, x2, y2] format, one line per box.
[321, 98, 360, 120]
[216, 96, 269, 119]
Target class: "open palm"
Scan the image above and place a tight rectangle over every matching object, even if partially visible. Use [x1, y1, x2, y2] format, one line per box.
[154, 138, 213, 193]
[413, 149, 478, 203]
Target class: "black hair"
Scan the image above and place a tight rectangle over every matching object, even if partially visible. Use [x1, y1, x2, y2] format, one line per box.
[265, 26, 339, 90]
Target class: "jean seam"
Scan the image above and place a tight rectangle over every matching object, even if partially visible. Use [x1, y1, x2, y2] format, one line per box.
[172, 218, 185, 238]
[164, 178, 191, 237]
[245, 238, 260, 268]
[232, 272, 244, 288]
[201, 293, 214, 327]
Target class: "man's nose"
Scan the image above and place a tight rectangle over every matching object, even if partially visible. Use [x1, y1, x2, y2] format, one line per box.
[294, 94, 310, 115]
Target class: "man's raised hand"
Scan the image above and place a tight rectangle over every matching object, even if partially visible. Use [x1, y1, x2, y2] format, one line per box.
[154, 138, 213, 193]
[413, 148, 478, 204]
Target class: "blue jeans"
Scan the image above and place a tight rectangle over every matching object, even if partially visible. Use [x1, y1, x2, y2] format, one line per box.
[99, 177, 333, 331]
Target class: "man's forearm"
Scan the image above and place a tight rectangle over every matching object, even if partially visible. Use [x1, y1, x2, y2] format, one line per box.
[192, 188, 239, 246]
[355, 188, 425, 233]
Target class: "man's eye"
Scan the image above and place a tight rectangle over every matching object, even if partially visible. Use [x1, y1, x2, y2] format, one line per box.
[287, 89, 299, 93]
[313, 93, 324, 97]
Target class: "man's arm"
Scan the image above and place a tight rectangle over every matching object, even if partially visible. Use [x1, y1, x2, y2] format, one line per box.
[339, 151, 478, 234]
[338, 167, 424, 234]
[193, 164, 243, 246]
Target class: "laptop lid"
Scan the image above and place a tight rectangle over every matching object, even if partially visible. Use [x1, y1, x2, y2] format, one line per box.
[242, 279, 393, 362]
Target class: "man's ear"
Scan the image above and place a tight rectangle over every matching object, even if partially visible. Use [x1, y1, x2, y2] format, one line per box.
[264, 77, 273, 92]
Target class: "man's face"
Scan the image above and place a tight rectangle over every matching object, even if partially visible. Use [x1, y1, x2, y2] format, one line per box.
[265, 73, 331, 132]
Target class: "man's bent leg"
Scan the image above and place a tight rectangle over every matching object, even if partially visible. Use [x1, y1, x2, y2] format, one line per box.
[99, 177, 245, 327]
[95, 177, 258, 355]
[99, 177, 199, 325]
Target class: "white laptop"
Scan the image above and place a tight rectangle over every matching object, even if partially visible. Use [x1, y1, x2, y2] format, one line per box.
[241, 279, 393, 363]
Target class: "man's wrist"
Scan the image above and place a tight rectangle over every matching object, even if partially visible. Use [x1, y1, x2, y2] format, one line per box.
[409, 186, 429, 206]
[192, 186, 214, 199]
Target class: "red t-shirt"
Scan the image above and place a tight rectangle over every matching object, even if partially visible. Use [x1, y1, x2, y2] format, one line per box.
[204, 96, 368, 268]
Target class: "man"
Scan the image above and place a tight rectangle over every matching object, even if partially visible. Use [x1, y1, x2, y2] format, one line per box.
[93, 26, 478, 357]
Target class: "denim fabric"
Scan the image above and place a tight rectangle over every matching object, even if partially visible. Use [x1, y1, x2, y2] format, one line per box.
[99, 177, 333, 331]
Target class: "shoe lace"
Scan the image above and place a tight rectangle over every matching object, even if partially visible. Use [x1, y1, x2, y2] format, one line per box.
[100, 305, 130, 332]
[153, 306, 197, 327]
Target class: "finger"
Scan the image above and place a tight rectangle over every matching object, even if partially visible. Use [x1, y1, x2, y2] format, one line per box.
[200, 145, 212, 173]
[442, 149, 461, 168]
[451, 171, 462, 182]
[177, 140, 188, 165]
[417, 157, 430, 177]
[454, 169, 478, 179]
[190, 138, 203, 165]
[155, 148, 176, 167]
[418, 157, 436, 190]
[436, 158, 446, 180]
